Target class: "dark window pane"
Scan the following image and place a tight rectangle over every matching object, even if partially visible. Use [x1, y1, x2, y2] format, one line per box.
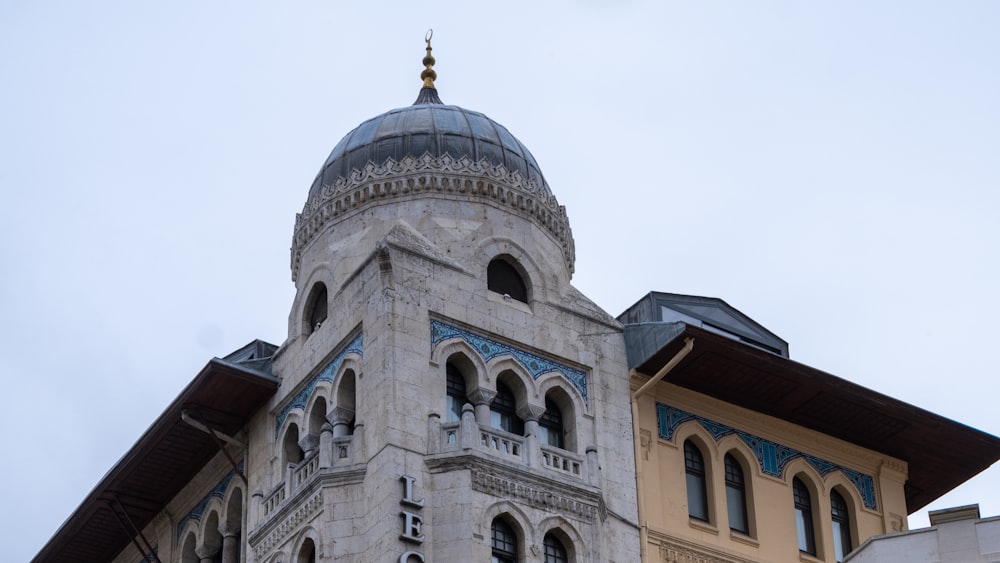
[490, 382, 523, 435]
[831, 490, 852, 562]
[539, 397, 564, 448]
[725, 454, 748, 533]
[492, 518, 517, 563]
[684, 441, 709, 521]
[543, 533, 568, 563]
[446, 364, 467, 423]
[793, 477, 816, 555]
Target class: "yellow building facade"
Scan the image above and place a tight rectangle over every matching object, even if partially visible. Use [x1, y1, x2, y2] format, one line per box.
[622, 292, 1000, 563]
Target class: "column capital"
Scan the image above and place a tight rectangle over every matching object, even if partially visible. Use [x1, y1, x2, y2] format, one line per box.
[468, 388, 496, 405]
[219, 522, 242, 538]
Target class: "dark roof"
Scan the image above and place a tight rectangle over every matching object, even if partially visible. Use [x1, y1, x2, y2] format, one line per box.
[308, 93, 550, 200]
[32, 343, 279, 563]
[624, 322, 1000, 514]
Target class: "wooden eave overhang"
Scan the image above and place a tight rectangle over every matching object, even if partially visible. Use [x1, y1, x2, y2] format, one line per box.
[32, 358, 279, 563]
[626, 322, 1000, 514]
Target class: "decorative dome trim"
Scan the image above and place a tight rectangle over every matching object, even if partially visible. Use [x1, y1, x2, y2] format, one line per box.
[291, 153, 575, 282]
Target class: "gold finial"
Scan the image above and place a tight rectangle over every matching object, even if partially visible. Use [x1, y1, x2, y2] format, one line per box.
[421, 28, 437, 90]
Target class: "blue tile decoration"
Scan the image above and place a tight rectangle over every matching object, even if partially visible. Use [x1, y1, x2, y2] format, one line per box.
[656, 403, 877, 510]
[430, 319, 588, 405]
[176, 463, 243, 541]
[275, 333, 363, 436]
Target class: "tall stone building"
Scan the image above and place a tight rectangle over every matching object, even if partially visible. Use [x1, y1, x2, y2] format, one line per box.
[33, 36, 640, 563]
[33, 38, 1000, 563]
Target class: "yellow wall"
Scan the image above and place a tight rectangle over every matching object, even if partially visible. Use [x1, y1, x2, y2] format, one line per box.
[635, 378, 909, 563]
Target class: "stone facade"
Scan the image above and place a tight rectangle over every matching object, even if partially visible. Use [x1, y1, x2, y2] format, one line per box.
[106, 91, 640, 562]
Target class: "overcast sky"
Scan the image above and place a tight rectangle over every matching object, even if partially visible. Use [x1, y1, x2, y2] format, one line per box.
[3, 1, 998, 560]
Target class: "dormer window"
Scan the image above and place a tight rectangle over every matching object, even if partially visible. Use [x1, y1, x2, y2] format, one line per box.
[487, 258, 528, 303]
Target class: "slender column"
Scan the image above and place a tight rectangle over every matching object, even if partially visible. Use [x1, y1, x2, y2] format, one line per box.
[319, 421, 334, 467]
[328, 406, 355, 438]
[195, 542, 220, 563]
[518, 403, 546, 469]
[468, 389, 496, 427]
[219, 523, 241, 563]
[460, 403, 477, 450]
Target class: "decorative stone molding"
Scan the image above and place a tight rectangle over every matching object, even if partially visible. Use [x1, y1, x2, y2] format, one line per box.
[463, 458, 602, 523]
[651, 530, 760, 563]
[430, 319, 589, 405]
[291, 154, 575, 282]
[251, 491, 323, 561]
[656, 403, 878, 510]
[275, 332, 363, 436]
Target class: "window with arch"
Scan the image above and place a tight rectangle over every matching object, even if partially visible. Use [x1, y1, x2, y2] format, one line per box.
[283, 423, 304, 465]
[487, 258, 528, 303]
[539, 397, 564, 449]
[724, 453, 749, 534]
[831, 489, 852, 562]
[298, 538, 316, 563]
[543, 532, 569, 563]
[305, 282, 328, 334]
[793, 476, 816, 555]
[490, 381, 524, 435]
[446, 363, 469, 423]
[684, 440, 709, 522]
[491, 517, 518, 563]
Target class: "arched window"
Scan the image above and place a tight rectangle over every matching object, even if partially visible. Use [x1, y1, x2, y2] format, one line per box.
[490, 382, 524, 435]
[487, 258, 528, 303]
[793, 477, 816, 555]
[725, 453, 748, 534]
[539, 397, 564, 449]
[283, 423, 304, 465]
[298, 538, 316, 563]
[491, 518, 518, 563]
[305, 282, 328, 334]
[831, 489, 852, 562]
[446, 363, 468, 423]
[684, 440, 709, 522]
[543, 532, 568, 563]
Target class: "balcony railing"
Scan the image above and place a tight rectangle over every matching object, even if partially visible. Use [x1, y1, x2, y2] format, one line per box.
[541, 445, 583, 476]
[480, 427, 523, 458]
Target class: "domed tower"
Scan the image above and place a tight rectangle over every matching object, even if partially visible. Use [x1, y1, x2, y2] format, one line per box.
[251, 35, 639, 562]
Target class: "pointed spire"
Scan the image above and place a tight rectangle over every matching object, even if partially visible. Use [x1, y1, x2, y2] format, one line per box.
[413, 29, 443, 105]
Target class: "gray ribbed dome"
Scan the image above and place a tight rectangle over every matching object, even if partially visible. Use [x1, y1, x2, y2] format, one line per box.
[308, 98, 550, 200]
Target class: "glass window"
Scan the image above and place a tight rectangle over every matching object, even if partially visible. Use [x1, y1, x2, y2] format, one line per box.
[793, 477, 816, 555]
[491, 518, 518, 563]
[724, 454, 749, 534]
[539, 397, 564, 448]
[684, 440, 709, 521]
[490, 382, 524, 435]
[831, 490, 852, 562]
[446, 364, 467, 423]
[543, 532, 568, 563]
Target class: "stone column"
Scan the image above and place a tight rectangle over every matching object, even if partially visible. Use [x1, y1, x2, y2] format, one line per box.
[328, 406, 355, 438]
[427, 412, 441, 453]
[298, 433, 320, 459]
[586, 445, 599, 485]
[518, 404, 546, 469]
[219, 522, 241, 563]
[468, 388, 496, 427]
[195, 542, 220, 563]
[319, 421, 334, 467]
[460, 403, 477, 450]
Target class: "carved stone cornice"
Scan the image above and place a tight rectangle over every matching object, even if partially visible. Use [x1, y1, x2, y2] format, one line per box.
[648, 529, 760, 563]
[291, 154, 575, 282]
[427, 454, 603, 523]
